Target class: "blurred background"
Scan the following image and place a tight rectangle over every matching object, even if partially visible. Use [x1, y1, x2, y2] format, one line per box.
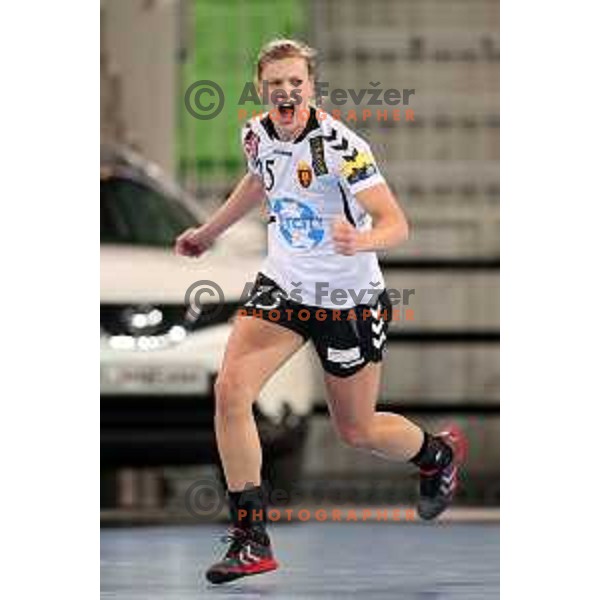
[100, 0, 499, 520]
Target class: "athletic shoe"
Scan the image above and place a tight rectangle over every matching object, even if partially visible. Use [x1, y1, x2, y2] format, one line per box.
[205, 526, 278, 584]
[417, 425, 468, 520]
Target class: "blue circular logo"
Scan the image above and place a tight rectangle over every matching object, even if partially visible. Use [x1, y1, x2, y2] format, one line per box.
[271, 198, 325, 249]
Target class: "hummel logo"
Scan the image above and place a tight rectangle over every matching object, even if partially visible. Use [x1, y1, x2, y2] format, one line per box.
[342, 147, 359, 162]
[239, 544, 260, 565]
[372, 333, 386, 349]
[370, 303, 382, 320]
[323, 129, 337, 142]
[372, 320, 384, 335]
[331, 138, 349, 151]
[440, 468, 457, 495]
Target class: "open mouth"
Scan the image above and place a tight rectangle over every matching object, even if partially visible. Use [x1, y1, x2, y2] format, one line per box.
[277, 101, 295, 124]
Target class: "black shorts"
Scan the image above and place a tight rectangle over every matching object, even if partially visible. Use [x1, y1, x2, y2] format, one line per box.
[240, 273, 392, 378]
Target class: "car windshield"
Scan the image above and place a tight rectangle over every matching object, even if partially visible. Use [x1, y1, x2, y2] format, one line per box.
[101, 176, 199, 247]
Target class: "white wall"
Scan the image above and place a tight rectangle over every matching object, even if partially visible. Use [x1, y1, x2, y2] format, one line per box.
[101, 0, 179, 175]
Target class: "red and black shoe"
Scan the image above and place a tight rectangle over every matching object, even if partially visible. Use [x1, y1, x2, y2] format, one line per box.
[205, 526, 279, 585]
[417, 425, 468, 520]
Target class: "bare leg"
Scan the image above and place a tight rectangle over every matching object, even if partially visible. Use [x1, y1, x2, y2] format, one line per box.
[214, 316, 305, 491]
[324, 362, 424, 462]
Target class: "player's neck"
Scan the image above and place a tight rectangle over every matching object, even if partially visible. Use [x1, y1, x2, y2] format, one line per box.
[274, 121, 305, 142]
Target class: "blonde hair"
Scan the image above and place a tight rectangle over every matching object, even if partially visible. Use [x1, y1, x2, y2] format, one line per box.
[256, 38, 317, 81]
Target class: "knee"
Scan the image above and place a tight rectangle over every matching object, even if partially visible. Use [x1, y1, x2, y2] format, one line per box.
[336, 423, 373, 450]
[214, 371, 253, 421]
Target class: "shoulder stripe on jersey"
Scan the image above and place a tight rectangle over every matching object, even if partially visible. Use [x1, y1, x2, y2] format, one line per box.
[324, 127, 361, 162]
[344, 147, 359, 161]
[331, 137, 348, 151]
[323, 129, 337, 142]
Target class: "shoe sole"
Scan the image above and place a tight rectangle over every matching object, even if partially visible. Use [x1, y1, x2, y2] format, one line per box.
[206, 559, 279, 584]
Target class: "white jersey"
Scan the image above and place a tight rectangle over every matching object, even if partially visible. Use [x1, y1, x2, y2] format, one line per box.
[241, 107, 386, 309]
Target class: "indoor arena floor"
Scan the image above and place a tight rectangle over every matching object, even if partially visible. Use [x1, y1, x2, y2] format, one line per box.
[101, 521, 499, 599]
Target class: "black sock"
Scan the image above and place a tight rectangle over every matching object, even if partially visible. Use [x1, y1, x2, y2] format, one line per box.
[410, 431, 453, 470]
[228, 485, 268, 535]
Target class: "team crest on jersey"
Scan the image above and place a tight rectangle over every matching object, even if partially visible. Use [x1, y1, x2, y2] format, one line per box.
[296, 160, 313, 188]
[271, 197, 324, 249]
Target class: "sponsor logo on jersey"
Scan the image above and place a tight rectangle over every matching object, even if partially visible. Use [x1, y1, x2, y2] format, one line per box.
[341, 151, 377, 185]
[271, 197, 325, 249]
[309, 136, 328, 176]
[297, 160, 313, 188]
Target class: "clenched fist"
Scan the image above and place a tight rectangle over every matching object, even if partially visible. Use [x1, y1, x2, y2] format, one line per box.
[174, 226, 214, 258]
[331, 217, 360, 256]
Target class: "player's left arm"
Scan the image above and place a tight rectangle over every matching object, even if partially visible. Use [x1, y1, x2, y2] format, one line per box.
[332, 183, 409, 255]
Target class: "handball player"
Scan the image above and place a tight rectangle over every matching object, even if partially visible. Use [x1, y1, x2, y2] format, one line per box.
[175, 39, 466, 585]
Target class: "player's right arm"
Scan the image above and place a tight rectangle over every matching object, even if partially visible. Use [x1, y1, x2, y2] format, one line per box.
[174, 171, 265, 257]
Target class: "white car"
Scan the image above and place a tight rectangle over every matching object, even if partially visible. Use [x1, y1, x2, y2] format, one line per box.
[100, 146, 315, 502]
